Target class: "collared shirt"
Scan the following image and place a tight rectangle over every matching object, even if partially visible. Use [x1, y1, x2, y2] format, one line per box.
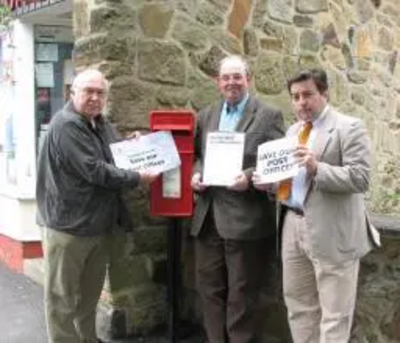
[285, 105, 329, 210]
[218, 93, 249, 132]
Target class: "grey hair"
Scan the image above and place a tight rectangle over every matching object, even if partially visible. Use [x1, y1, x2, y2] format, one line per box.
[218, 55, 250, 76]
[71, 69, 109, 92]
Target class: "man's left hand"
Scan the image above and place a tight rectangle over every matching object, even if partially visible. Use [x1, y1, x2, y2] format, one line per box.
[228, 172, 249, 191]
[126, 131, 141, 139]
[295, 145, 318, 175]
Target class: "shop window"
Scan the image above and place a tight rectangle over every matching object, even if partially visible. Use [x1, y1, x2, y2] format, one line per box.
[34, 28, 73, 151]
[0, 31, 17, 186]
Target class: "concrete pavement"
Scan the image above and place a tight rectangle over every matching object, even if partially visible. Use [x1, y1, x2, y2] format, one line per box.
[0, 262, 202, 343]
[0, 262, 47, 343]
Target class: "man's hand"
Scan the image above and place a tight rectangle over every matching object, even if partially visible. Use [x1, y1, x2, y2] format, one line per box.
[295, 145, 318, 175]
[126, 131, 142, 139]
[228, 172, 249, 191]
[191, 173, 207, 192]
[252, 172, 275, 192]
[139, 170, 159, 185]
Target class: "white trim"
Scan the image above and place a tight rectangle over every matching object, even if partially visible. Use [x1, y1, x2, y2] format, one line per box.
[0, 195, 41, 241]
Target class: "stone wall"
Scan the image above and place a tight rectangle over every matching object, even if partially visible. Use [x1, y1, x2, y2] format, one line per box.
[353, 216, 400, 343]
[72, 0, 400, 340]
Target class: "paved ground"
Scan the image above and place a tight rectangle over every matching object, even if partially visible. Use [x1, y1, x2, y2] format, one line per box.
[0, 262, 202, 343]
[0, 262, 47, 343]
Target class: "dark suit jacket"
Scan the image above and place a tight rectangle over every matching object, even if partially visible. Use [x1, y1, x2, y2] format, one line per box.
[191, 96, 285, 240]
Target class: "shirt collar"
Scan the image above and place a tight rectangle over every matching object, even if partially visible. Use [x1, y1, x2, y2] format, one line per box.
[300, 104, 329, 129]
[313, 104, 329, 128]
[223, 93, 249, 114]
[65, 101, 105, 129]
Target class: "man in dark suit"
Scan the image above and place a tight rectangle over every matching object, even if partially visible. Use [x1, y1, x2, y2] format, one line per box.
[190, 55, 285, 343]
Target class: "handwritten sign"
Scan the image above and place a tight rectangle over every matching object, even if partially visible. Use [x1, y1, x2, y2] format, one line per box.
[256, 137, 299, 183]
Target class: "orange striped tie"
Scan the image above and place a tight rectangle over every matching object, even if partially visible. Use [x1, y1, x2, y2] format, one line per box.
[277, 122, 313, 201]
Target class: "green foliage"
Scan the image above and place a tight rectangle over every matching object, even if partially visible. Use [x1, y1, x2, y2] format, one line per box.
[369, 186, 400, 214]
[0, 4, 13, 30]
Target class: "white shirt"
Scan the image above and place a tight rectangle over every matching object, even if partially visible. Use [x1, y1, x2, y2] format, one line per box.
[284, 105, 329, 210]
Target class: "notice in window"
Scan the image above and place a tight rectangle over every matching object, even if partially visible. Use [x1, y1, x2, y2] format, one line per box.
[36, 43, 59, 62]
[36, 63, 54, 88]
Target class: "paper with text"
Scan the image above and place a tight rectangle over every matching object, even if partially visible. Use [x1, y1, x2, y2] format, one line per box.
[110, 131, 181, 174]
[203, 132, 245, 186]
[256, 137, 299, 183]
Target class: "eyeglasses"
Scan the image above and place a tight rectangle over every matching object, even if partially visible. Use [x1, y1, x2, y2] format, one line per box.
[219, 73, 246, 82]
[76, 87, 107, 98]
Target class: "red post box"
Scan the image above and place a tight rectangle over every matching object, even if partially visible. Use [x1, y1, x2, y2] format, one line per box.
[149, 110, 195, 217]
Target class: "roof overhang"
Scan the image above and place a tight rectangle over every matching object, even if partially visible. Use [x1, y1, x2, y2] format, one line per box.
[2, 0, 72, 26]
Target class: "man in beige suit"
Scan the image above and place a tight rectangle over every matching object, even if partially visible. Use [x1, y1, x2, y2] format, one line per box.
[191, 55, 285, 343]
[261, 68, 377, 343]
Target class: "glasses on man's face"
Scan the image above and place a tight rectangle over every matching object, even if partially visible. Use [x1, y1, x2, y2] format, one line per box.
[80, 87, 107, 98]
[219, 73, 246, 83]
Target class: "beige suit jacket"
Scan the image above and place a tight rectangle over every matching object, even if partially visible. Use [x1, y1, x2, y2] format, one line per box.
[278, 107, 376, 263]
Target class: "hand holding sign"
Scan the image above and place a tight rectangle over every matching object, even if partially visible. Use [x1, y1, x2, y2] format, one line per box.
[295, 145, 318, 175]
[252, 172, 276, 192]
[191, 172, 207, 192]
[228, 172, 249, 192]
[125, 130, 142, 139]
[139, 170, 160, 185]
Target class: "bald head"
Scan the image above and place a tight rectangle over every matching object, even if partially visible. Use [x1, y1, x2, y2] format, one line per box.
[71, 69, 108, 119]
[218, 55, 250, 77]
[72, 69, 108, 92]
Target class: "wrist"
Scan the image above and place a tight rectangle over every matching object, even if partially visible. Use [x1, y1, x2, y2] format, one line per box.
[312, 162, 318, 176]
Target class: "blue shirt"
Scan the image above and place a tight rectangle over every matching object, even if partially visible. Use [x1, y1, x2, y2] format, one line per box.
[218, 94, 249, 132]
[285, 105, 329, 210]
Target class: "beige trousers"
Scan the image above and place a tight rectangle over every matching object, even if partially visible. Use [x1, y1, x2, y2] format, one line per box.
[282, 211, 359, 343]
[42, 227, 109, 343]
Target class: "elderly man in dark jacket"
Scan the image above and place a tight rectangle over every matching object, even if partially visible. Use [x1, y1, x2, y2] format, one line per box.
[36, 69, 157, 343]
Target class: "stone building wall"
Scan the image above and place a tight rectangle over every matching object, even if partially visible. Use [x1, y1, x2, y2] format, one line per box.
[72, 0, 400, 340]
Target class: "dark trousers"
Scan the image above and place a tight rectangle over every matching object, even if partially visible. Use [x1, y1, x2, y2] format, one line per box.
[195, 212, 270, 343]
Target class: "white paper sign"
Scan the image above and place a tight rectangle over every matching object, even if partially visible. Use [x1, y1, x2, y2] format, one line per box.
[162, 167, 181, 198]
[256, 137, 299, 183]
[36, 43, 59, 62]
[110, 131, 181, 174]
[35, 63, 54, 88]
[203, 132, 245, 186]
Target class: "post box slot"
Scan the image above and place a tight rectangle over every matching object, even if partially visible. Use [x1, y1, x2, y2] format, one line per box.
[152, 124, 192, 132]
